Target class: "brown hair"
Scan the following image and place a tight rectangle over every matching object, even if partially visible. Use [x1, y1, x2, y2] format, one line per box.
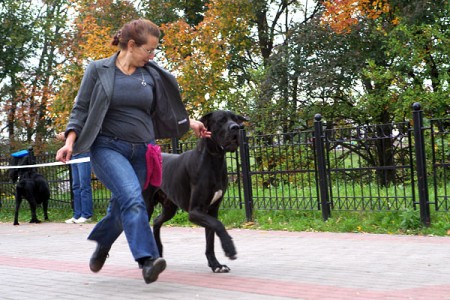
[112, 19, 160, 49]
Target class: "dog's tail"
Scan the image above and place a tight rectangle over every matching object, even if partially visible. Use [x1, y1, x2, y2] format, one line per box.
[142, 185, 161, 222]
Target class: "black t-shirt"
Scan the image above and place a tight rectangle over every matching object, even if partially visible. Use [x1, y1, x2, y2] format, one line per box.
[100, 67, 155, 142]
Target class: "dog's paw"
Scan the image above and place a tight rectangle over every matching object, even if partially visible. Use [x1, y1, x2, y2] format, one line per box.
[223, 239, 237, 260]
[213, 265, 231, 273]
[13, 222, 19, 226]
[29, 219, 41, 224]
[224, 248, 237, 260]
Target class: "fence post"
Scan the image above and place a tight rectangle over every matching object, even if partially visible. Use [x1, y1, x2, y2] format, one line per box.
[239, 128, 253, 222]
[412, 103, 431, 226]
[171, 137, 179, 154]
[314, 114, 331, 221]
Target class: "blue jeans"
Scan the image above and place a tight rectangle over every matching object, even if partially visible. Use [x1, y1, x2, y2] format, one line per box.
[71, 152, 93, 219]
[87, 135, 159, 261]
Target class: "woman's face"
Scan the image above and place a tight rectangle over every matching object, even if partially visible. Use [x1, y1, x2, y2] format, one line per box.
[134, 35, 159, 66]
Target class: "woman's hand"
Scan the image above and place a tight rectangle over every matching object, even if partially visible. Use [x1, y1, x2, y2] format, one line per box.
[55, 131, 76, 163]
[56, 145, 73, 163]
[190, 119, 211, 138]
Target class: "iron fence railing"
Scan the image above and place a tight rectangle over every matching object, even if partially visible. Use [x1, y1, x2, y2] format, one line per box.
[0, 103, 448, 226]
[430, 118, 450, 212]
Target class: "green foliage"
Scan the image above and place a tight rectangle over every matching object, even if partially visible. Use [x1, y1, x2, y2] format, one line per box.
[1, 0, 73, 150]
[2, 0, 449, 179]
[2, 205, 450, 236]
[0, 0, 36, 79]
[142, 0, 208, 26]
[240, 209, 450, 236]
[399, 208, 422, 230]
[51, 0, 139, 132]
[281, 0, 450, 129]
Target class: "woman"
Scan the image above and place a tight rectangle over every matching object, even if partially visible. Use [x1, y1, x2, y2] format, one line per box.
[56, 18, 210, 284]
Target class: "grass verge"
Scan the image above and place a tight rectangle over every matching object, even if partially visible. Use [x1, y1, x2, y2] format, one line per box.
[1, 206, 449, 236]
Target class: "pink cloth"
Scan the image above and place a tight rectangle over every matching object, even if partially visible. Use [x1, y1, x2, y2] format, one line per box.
[144, 144, 162, 189]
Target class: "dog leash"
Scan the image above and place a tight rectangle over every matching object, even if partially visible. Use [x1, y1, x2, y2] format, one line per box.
[0, 157, 90, 170]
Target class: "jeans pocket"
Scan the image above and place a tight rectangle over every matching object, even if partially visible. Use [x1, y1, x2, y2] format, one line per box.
[93, 135, 116, 148]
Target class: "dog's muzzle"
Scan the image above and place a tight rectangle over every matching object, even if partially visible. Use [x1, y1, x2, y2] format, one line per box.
[223, 122, 241, 152]
[210, 121, 243, 152]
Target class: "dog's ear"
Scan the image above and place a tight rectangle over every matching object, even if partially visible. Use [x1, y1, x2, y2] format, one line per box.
[9, 169, 18, 183]
[235, 114, 249, 127]
[10, 156, 19, 166]
[199, 112, 213, 129]
[27, 146, 37, 164]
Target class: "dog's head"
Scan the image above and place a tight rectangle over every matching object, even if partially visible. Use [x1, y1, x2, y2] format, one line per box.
[9, 146, 37, 183]
[200, 110, 248, 152]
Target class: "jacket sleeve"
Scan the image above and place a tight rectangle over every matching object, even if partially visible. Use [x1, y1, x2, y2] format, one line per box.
[148, 62, 190, 139]
[65, 61, 98, 138]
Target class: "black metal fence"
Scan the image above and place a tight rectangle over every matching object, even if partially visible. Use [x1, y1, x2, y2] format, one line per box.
[0, 103, 448, 225]
[234, 103, 449, 225]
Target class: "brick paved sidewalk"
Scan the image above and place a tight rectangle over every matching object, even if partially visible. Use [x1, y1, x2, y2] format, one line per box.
[0, 222, 449, 299]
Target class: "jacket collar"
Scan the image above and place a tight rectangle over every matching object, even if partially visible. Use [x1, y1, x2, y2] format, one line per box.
[102, 52, 119, 68]
[96, 52, 170, 102]
[96, 52, 119, 102]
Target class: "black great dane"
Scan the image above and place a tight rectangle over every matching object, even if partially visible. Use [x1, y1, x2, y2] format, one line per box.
[144, 110, 247, 273]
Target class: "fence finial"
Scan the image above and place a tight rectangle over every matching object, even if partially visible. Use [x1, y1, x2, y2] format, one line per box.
[412, 102, 421, 110]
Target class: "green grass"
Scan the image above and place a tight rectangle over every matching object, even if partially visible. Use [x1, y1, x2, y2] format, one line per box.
[1, 205, 449, 236]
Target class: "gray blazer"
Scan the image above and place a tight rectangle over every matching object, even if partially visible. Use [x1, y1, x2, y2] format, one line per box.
[65, 52, 190, 154]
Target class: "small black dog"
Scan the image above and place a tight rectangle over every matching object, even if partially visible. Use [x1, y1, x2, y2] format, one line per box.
[9, 147, 50, 225]
[144, 110, 247, 273]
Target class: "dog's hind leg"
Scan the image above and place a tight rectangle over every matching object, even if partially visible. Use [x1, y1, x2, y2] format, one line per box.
[27, 196, 41, 224]
[42, 198, 49, 221]
[13, 189, 23, 226]
[152, 192, 178, 257]
[38, 179, 50, 221]
[142, 186, 158, 222]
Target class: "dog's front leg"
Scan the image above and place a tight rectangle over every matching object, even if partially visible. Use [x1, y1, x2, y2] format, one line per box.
[188, 208, 237, 261]
[205, 227, 231, 273]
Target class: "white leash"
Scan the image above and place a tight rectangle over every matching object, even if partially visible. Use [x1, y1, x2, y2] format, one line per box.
[0, 157, 90, 170]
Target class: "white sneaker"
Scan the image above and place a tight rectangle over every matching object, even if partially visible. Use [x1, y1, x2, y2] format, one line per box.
[65, 217, 77, 224]
[74, 217, 92, 224]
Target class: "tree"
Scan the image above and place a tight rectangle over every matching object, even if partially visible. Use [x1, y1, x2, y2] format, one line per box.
[160, 0, 255, 117]
[140, 0, 209, 26]
[0, 0, 38, 149]
[286, 0, 450, 185]
[318, 0, 449, 119]
[1, 0, 71, 152]
[248, 0, 322, 134]
[141, 0, 312, 128]
[50, 0, 139, 131]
